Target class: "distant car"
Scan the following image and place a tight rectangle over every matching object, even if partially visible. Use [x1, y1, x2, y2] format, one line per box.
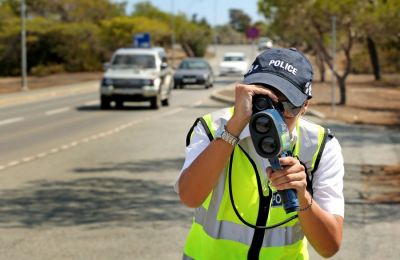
[173, 58, 214, 89]
[219, 52, 249, 76]
[258, 37, 273, 51]
[100, 47, 173, 109]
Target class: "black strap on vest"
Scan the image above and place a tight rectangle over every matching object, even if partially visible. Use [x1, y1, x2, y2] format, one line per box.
[311, 128, 334, 175]
[185, 117, 213, 147]
[228, 146, 298, 231]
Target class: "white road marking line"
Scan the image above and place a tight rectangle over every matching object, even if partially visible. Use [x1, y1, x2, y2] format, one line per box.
[36, 152, 47, 158]
[0, 106, 185, 171]
[8, 161, 20, 167]
[0, 117, 24, 126]
[45, 107, 70, 116]
[22, 157, 34, 162]
[160, 108, 183, 116]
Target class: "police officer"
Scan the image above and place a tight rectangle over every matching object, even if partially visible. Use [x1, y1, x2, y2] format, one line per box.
[175, 48, 344, 259]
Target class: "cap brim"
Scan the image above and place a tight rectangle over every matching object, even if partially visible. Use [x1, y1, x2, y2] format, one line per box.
[243, 73, 307, 107]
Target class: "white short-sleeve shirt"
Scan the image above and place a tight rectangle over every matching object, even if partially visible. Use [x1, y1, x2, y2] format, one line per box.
[175, 120, 345, 218]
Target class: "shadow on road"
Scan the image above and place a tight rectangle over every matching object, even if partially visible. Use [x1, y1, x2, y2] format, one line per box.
[0, 177, 191, 229]
[0, 157, 190, 229]
[76, 104, 155, 111]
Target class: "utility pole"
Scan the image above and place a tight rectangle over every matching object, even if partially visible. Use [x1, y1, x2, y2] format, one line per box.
[21, 0, 28, 91]
[170, 0, 176, 68]
[213, 0, 218, 56]
[331, 16, 336, 113]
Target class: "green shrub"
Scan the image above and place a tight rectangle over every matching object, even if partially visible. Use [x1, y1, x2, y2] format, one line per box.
[31, 64, 64, 76]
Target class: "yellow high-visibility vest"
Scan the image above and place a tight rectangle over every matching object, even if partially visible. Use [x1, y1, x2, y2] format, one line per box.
[183, 107, 328, 259]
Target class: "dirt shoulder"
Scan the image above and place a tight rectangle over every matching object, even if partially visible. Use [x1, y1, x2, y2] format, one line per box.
[311, 73, 400, 126]
[0, 72, 103, 94]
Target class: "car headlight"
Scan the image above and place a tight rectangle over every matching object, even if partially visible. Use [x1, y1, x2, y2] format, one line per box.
[142, 79, 154, 86]
[102, 78, 113, 86]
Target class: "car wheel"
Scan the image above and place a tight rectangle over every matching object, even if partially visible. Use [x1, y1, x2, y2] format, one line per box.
[150, 94, 161, 109]
[115, 101, 124, 109]
[100, 96, 110, 109]
[162, 98, 169, 106]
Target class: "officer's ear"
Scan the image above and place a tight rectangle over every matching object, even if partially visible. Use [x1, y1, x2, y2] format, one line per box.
[301, 100, 309, 116]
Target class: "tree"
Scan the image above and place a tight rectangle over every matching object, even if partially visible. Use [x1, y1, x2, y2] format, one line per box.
[100, 16, 170, 53]
[0, 1, 21, 75]
[214, 25, 245, 44]
[131, 2, 212, 57]
[357, 0, 400, 80]
[258, 0, 366, 105]
[4, 0, 124, 23]
[229, 9, 251, 33]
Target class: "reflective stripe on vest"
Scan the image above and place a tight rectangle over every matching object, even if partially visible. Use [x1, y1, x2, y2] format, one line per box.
[184, 108, 324, 259]
[194, 206, 304, 247]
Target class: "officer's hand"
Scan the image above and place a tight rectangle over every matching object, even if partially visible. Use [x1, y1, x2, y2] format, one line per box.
[227, 84, 278, 136]
[266, 157, 307, 198]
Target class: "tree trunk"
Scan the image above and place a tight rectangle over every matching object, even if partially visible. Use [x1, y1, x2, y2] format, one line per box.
[181, 42, 194, 57]
[367, 36, 381, 80]
[337, 76, 346, 105]
[316, 50, 326, 82]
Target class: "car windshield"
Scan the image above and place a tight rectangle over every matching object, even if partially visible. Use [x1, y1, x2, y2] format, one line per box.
[112, 54, 156, 69]
[223, 56, 244, 62]
[179, 60, 208, 70]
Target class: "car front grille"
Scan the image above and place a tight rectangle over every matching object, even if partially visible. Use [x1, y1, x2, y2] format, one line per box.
[183, 75, 198, 78]
[113, 79, 143, 89]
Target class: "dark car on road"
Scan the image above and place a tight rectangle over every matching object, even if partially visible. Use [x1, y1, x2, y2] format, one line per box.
[173, 58, 214, 89]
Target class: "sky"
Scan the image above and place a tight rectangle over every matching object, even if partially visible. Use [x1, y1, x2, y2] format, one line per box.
[112, 0, 264, 26]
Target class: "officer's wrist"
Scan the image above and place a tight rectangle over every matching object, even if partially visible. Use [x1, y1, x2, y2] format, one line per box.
[298, 191, 312, 210]
[226, 117, 246, 137]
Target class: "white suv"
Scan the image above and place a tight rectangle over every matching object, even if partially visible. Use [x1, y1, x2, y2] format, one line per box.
[219, 52, 249, 76]
[100, 47, 173, 109]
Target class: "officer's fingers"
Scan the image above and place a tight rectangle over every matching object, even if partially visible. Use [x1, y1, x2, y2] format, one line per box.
[274, 180, 306, 191]
[266, 167, 273, 179]
[236, 83, 279, 102]
[249, 84, 278, 102]
[279, 156, 298, 166]
[284, 162, 305, 175]
[271, 172, 305, 187]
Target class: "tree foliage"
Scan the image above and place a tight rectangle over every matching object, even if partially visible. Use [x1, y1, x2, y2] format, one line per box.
[258, 0, 400, 105]
[100, 16, 170, 54]
[229, 9, 251, 33]
[0, 0, 213, 76]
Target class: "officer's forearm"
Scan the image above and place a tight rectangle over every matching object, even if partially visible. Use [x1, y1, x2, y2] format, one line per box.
[298, 192, 343, 258]
[178, 139, 235, 208]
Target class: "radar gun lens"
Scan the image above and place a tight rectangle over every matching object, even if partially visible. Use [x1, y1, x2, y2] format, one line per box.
[260, 137, 277, 154]
[254, 116, 271, 133]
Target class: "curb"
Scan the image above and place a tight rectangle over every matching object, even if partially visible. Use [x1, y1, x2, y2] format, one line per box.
[0, 81, 99, 108]
[210, 83, 236, 105]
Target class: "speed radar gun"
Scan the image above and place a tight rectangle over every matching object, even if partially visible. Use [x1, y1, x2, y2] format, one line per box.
[249, 94, 300, 213]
